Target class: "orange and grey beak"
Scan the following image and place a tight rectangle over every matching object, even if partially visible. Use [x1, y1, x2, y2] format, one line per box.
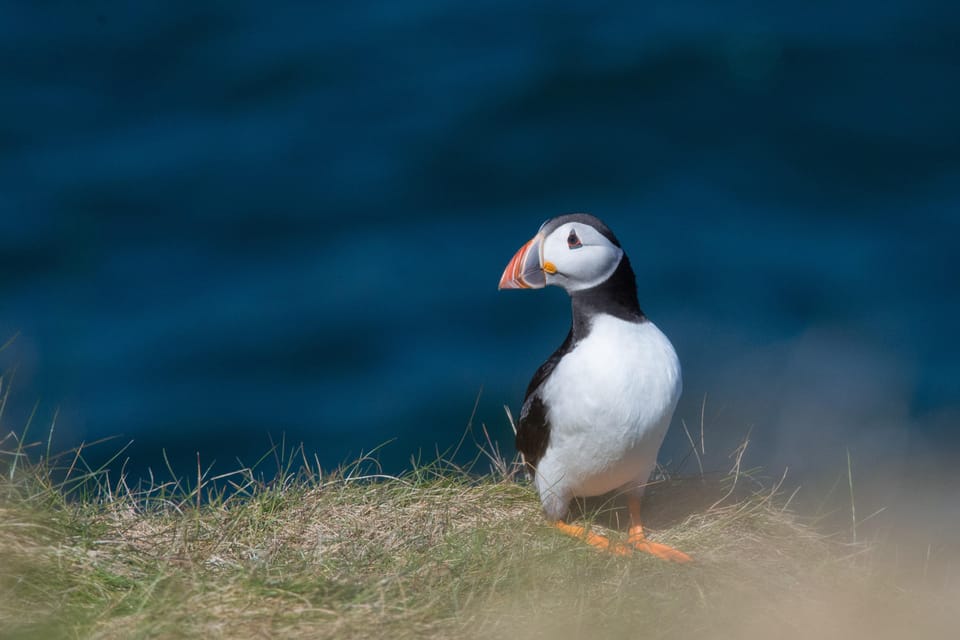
[498, 232, 548, 289]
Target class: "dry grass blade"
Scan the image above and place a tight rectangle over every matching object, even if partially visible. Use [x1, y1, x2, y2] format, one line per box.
[1, 426, 956, 640]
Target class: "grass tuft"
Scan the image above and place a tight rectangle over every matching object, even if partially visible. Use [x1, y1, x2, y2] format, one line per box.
[1, 425, 956, 640]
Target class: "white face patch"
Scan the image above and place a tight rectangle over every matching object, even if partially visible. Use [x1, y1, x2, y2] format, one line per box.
[542, 222, 624, 292]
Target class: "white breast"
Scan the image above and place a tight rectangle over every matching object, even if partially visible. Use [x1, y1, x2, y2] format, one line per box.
[534, 314, 682, 520]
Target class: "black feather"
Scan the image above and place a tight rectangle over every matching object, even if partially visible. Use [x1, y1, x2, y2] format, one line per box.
[515, 330, 573, 469]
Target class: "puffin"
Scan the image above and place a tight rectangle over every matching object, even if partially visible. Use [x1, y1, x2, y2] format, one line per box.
[499, 213, 690, 562]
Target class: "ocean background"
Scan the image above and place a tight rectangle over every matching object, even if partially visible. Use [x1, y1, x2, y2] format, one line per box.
[2, 2, 958, 519]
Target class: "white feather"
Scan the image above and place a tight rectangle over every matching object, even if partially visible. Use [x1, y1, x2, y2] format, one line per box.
[534, 314, 682, 520]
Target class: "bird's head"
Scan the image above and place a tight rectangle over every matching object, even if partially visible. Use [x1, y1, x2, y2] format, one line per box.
[498, 214, 625, 293]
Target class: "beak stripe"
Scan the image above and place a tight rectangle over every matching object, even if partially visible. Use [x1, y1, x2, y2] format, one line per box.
[498, 233, 547, 290]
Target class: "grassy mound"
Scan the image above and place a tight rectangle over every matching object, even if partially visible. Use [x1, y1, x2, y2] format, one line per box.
[0, 431, 955, 640]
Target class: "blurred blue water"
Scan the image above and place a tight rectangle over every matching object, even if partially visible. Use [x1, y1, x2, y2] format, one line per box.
[1, 2, 958, 484]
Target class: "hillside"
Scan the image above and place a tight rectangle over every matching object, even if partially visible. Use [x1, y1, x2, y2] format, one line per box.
[1, 434, 955, 639]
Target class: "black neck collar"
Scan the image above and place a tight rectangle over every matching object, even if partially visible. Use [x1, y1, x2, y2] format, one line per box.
[569, 254, 646, 340]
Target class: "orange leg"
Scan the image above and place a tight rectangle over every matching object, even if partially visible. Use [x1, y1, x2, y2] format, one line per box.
[626, 495, 692, 563]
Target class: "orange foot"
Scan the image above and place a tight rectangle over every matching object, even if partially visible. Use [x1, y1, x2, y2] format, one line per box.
[625, 494, 692, 563]
[554, 521, 631, 556]
[627, 526, 692, 563]
[553, 521, 691, 562]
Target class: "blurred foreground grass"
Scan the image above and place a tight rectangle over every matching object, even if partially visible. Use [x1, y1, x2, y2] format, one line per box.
[1, 426, 956, 640]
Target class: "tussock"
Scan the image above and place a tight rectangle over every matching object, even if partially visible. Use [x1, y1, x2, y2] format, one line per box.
[0, 428, 956, 640]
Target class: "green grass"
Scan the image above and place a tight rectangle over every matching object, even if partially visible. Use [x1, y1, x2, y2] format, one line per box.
[1, 427, 956, 640]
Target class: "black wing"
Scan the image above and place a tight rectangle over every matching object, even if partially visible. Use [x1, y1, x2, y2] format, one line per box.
[515, 330, 574, 469]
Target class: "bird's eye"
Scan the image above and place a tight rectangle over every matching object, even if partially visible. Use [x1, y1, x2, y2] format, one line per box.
[567, 230, 583, 249]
